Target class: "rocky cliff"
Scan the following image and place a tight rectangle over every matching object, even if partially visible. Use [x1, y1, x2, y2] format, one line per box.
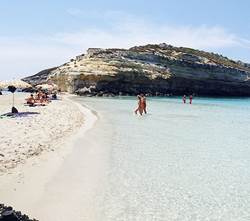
[23, 43, 250, 96]
[23, 67, 57, 86]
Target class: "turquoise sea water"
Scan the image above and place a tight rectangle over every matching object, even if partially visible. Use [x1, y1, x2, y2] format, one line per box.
[73, 96, 250, 221]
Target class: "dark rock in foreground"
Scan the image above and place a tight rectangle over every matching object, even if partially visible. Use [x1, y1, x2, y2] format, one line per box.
[0, 204, 38, 221]
[23, 43, 250, 96]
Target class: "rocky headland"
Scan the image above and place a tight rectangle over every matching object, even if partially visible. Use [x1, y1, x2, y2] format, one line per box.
[23, 43, 250, 96]
[0, 204, 37, 221]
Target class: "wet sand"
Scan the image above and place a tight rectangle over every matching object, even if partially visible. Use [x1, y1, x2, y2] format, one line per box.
[0, 93, 100, 221]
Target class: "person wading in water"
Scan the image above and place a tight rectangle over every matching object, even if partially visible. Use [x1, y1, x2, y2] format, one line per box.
[189, 95, 193, 104]
[183, 95, 187, 104]
[134, 94, 147, 115]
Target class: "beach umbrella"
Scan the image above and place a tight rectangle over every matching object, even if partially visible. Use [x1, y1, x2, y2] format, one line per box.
[0, 80, 32, 90]
[8, 85, 18, 113]
[0, 81, 6, 90]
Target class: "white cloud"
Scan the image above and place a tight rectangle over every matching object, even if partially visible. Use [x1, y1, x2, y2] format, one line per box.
[51, 25, 244, 50]
[237, 38, 250, 49]
[67, 8, 83, 16]
[1, 11, 250, 80]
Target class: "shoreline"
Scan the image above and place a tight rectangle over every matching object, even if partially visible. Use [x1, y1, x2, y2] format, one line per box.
[1, 93, 250, 220]
[0, 93, 98, 220]
[0, 93, 85, 174]
[76, 93, 250, 99]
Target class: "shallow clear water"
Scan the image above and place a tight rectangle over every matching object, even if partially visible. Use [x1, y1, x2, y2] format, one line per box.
[74, 96, 250, 221]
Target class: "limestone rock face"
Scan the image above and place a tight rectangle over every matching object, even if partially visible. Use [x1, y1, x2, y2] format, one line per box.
[23, 44, 250, 96]
[23, 67, 57, 86]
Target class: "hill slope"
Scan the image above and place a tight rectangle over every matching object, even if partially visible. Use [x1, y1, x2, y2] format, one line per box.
[23, 43, 250, 96]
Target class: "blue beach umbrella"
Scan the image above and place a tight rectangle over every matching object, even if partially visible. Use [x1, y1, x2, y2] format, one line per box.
[7, 85, 18, 114]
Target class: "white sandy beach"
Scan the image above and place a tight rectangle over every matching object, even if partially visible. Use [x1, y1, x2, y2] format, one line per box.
[0, 93, 84, 174]
[0, 93, 101, 221]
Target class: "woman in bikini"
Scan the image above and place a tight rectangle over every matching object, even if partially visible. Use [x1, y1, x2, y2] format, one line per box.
[134, 94, 146, 115]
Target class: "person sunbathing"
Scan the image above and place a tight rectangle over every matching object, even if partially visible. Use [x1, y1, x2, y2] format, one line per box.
[38, 90, 43, 99]
[26, 94, 35, 106]
[41, 94, 48, 103]
[33, 91, 46, 104]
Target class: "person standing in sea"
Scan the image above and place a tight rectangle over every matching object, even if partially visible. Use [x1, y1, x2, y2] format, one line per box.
[134, 94, 147, 115]
[141, 94, 147, 114]
[189, 95, 193, 104]
[183, 95, 186, 104]
[134, 95, 142, 115]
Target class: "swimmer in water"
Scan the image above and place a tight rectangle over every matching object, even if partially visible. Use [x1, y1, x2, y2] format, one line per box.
[134, 95, 142, 115]
[134, 94, 146, 115]
[189, 95, 193, 104]
[141, 94, 147, 114]
[183, 95, 186, 104]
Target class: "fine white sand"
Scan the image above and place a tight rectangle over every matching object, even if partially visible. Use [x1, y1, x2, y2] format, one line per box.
[0, 93, 84, 174]
[0, 93, 100, 221]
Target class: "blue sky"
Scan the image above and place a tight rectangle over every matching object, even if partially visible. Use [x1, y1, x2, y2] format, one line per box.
[1, 0, 250, 80]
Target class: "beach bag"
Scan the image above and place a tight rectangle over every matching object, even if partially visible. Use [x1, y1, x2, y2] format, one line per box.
[11, 107, 18, 114]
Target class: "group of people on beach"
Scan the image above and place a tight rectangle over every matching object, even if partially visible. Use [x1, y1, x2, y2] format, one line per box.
[26, 90, 57, 106]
